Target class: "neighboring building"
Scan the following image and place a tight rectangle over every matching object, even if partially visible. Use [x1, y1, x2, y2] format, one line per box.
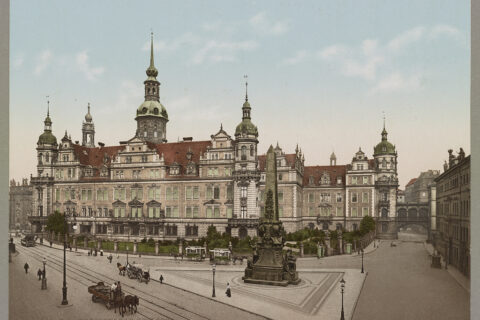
[397, 190, 405, 203]
[434, 148, 470, 278]
[405, 170, 440, 203]
[28, 36, 401, 240]
[9, 178, 33, 231]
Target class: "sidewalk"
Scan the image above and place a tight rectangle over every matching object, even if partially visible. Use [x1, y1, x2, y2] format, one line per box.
[301, 239, 381, 261]
[424, 242, 470, 293]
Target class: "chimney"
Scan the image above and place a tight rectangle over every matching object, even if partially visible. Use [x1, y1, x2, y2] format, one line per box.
[183, 137, 193, 142]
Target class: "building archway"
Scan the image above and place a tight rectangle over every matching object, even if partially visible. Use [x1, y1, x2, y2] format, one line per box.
[419, 208, 428, 218]
[381, 208, 388, 218]
[408, 208, 418, 219]
[239, 226, 248, 239]
[398, 208, 407, 219]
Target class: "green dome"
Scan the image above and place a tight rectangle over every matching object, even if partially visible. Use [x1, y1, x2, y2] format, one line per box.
[374, 140, 396, 155]
[235, 119, 258, 136]
[37, 132, 57, 145]
[136, 100, 168, 120]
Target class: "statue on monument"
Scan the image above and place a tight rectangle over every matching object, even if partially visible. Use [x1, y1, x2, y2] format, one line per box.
[243, 145, 300, 286]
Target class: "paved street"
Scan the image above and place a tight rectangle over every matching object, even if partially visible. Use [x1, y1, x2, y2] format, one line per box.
[10, 234, 469, 320]
[299, 233, 469, 320]
[10, 240, 267, 320]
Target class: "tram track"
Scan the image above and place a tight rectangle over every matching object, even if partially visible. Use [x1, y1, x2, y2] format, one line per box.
[16, 244, 213, 320]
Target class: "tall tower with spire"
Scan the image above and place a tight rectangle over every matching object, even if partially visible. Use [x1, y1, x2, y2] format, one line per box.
[135, 33, 168, 143]
[82, 103, 95, 147]
[373, 116, 399, 239]
[36, 100, 58, 178]
[233, 77, 260, 221]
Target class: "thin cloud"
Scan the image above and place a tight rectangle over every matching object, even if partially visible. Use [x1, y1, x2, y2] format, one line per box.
[430, 24, 461, 39]
[318, 44, 349, 60]
[387, 26, 426, 52]
[76, 51, 105, 81]
[249, 12, 289, 36]
[369, 73, 423, 94]
[282, 50, 309, 65]
[34, 50, 52, 75]
[192, 40, 258, 65]
[13, 55, 24, 68]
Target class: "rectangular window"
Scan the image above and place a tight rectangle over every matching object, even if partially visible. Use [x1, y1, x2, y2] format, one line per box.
[207, 186, 213, 199]
[214, 207, 220, 218]
[166, 187, 172, 200]
[336, 207, 343, 216]
[363, 176, 368, 184]
[166, 207, 171, 218]
[309, 207, 314, 216]
[82, 189, 87, 201]
[173, 187, 178, 200]
[55, 189, 60, 201]
[114, 188, 125, 200]
[193, 186, 199, 199]
[278, 192, 284, 202]
[226, 207, 233, 218]
[114, 207, 119, 217]
[352, 177, 358, 185]
[308, 193, 314, 203]
[186, 186, 193, 200]
[193, 206, 199, 218]
[362, 207, 369, 216]
[362, 192, 369, 203]
[320, 193, 331, 202]
[148, 207, 154, 218]
[206, 207, 212, 218]
[241, 187, 247, 198]
[351, 193, 358, 203]
[352, 207, 358, 217]
[336, 193, 342, 203]
[226, 185, 233, 200]
[214, 187, 220, 199]
[186, 207, 192, 218]
[279, 207, 283, 217]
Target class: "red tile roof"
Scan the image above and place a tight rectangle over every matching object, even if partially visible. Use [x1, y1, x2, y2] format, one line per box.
[303, 165, 347, 186]
[405, 178, 417, 188]
[72, 144, 125, 167]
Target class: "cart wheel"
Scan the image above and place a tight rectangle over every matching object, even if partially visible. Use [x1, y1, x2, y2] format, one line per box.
[106, 302, 111, 310]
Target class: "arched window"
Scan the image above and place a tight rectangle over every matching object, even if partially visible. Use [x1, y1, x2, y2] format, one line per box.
[250, 145, 254, 156]
[153, 108, 159, 115]
[241, 146, 247, 160]
[45, 153, 50, 162]
[152, 88, 156, 94]
[381, 208, 388, 218]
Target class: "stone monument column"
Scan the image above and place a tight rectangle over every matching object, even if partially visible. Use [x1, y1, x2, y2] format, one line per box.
[155, 241, 159, 255]
[133, 240, 137, 254]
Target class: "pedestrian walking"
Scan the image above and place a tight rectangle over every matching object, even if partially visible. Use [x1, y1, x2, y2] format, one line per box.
[24, 262, 29, 274]
[108, 253, 113, 263]
[159, 274, 164, 284]
[111, 281, 117, 299]
[100, 249, 104, 256]
[37, 268, 42, 280]
[225, 282, 231, 297]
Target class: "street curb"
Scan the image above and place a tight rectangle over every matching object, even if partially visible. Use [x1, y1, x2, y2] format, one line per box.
[350, 271, 368, 320]
[151, 278, 272, 320]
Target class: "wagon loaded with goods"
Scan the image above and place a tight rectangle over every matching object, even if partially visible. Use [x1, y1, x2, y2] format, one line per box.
[88, 282, 124, 310]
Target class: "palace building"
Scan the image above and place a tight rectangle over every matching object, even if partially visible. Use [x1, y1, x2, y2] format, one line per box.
[28, 36, 400, 240]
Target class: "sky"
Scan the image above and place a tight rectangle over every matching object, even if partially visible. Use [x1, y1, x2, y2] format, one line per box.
[10, 0, 470, 188]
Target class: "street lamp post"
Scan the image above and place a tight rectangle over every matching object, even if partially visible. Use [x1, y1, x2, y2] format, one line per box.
[61, 213, 68, 305]
[340, 278, 345, 320]
[361, 249, 364, 273]
[41, 257, 47, 290]
[212, 264, 216, 298]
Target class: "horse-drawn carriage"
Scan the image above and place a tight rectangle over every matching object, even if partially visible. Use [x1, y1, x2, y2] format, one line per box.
[88, 281, 139, 316]
[126, 263, 150, 284]
[88, 281, 124, 311]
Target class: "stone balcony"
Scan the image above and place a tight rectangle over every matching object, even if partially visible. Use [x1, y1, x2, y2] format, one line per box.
[233, 170, 261, 182]
[228, 218, 259, 228]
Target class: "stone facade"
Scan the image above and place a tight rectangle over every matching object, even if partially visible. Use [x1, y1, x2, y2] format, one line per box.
[433, 149, 470, 278]
[9, 178, 33, 231]
[26, 36, 403, 241]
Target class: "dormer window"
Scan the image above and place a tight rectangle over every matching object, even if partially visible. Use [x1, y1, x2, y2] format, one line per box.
[321, 172, 330, 185]
[357, 164, 364, 170]
[309, 176, 314, 185]
[337, 177, 342, 185]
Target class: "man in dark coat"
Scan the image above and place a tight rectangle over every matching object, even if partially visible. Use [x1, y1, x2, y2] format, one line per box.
[37, 268, 42, 280]
[225, 282, 231, 297]
[159, 275, 164, 284]
[24, 262, 29, 274]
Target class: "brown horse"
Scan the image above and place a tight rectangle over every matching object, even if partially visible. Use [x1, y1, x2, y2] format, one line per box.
[117, 262, 126, 276]
[112, 290, 124, 317]
[123, 295, 139, 314]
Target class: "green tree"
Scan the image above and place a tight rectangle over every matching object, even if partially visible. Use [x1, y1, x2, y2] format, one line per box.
[45, 210, 66, 235]
[359, 216, 376, 235]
